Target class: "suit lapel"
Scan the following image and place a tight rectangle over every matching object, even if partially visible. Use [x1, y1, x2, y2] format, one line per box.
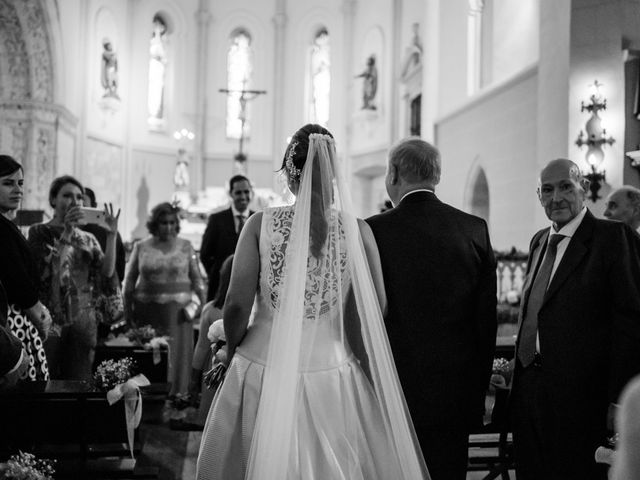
[543, 212, 594, 303]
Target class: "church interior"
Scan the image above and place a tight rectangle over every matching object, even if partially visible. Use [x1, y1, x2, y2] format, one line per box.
[2, 0, 638, 251]
[2, 0, 640, 478]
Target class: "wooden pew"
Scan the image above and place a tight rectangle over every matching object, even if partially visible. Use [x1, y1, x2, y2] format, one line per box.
[0, 380, 168, 479]
[94, 345, 168, 383]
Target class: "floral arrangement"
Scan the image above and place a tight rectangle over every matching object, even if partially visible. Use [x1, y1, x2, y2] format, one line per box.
[0, 451, 55, 480]
[491, 357, 513, 387]
[126, 325, 158, 345]
[204, 319, 228, 390]
[93, 357, 136, 391]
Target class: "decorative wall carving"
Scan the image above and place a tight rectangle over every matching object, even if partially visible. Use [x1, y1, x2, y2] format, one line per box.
[0, 0, 31, 99]
[0, 0, 73, 211]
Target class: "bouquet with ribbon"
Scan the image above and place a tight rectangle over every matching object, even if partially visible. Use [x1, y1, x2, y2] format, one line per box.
[126, 325, 169, 365]
[0, 451, 55, 480]
[203, 319, 228, 392]
[94, 357, 136, 391]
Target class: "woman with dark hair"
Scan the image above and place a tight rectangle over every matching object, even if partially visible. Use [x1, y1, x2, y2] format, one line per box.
[196, 125, 429, 479]
[123, 202, 205, 399]
[0, 155, 51, 381]
[29, 174, 120, 380]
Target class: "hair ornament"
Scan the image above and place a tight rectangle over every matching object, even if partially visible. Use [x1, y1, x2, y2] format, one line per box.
[285, 140, 302, 180]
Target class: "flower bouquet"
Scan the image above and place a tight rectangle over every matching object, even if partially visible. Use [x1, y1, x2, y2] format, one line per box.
[125, 325, 158, 345]
[0, 451, 55, 480]
[491, 357, 514, 388]
[203, 319, 228, 391]
[93, 357, 136, 391]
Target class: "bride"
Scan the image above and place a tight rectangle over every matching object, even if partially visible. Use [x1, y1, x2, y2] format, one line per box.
[196, 124, 429, 479]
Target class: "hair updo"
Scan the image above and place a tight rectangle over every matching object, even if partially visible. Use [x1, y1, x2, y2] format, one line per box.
[280, 124, 334, 258]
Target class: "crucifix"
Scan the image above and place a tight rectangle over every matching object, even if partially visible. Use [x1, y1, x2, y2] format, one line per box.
[219, 84, 267, 172]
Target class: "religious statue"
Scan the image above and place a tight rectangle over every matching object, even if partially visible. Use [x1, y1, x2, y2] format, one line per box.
[174, 148, 190, 190]
[355, 55, 378, 110]
[101, 38, 120, 99]
[148, 15, 167, 125]
[401, 23, 423, 79]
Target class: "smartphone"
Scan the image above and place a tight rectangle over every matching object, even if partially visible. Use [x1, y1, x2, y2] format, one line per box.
[78, 207, 109, 229]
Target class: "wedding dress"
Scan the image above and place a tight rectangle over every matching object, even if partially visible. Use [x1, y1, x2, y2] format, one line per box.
[196, 134, 429, 480]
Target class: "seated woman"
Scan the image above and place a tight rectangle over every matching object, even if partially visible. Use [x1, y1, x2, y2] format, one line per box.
[29, 175, 119, 380]
[123, 202, 206, 399]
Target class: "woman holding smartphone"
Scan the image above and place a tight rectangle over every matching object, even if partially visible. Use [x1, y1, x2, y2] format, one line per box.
[29, 175, 120, 380]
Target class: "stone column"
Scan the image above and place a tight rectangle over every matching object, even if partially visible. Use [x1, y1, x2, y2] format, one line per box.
[194, 1, 212, 195]
[421, 0, 439, 143]
[271, 1, 287, 191]
[342, 0, 356, 177]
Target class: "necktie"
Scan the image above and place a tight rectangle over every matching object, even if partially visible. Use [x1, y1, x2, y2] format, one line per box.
[518, 234, 565, 367]
[236, 215, 246, 234]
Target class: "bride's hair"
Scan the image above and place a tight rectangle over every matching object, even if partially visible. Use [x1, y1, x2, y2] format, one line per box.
[281, 124, 333, 258]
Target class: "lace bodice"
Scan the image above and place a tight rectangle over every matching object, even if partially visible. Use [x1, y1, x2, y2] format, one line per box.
[258, 206, 350, 322]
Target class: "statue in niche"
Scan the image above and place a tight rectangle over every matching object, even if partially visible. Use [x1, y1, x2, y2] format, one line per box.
[173, 148, 190, 190]
[148, 15, 167, 126]
[101, 38, 120, 99]
[401, 23, 423, 79]
[355, 54, 378, 110]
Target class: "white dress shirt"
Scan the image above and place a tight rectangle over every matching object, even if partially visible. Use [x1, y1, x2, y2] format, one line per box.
[231, 206, 249, 234]
[398, 189, 435, 204]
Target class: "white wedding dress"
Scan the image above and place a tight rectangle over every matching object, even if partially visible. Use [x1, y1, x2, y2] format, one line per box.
[197, 206, 402, 479]
[197, 133, 428, 480]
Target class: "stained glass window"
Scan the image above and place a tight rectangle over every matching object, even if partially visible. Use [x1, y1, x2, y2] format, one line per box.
[226, 30, 253, 139]
[309, 28, 330, 126]
[148, 14, 168, 129]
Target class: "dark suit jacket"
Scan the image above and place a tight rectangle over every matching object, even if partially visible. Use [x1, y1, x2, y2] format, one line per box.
[514, 211, 640, 426]
[367, 191, 497, 429]
[200, 208, 254, 301]
[0, 214, 40, 310]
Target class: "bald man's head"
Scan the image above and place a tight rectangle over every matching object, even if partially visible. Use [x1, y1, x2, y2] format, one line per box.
[537, 159, 589, 230]
[604, 186, 640, 230]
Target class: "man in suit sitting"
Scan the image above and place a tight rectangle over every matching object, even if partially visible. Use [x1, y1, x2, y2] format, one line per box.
[604, 185, 640, 234]
[200, 175, 254, 301]
[366, 138, 497, 480]
[512, 159, 640, 480]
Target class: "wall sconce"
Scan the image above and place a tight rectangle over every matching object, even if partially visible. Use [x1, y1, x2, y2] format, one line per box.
[575, 80, 614, 202]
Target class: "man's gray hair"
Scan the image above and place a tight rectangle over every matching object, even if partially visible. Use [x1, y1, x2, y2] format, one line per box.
[389, 137, 441, 185]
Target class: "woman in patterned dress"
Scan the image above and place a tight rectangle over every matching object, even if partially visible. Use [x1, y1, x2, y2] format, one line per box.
[0, 155, 51, 381]
[29, 175, 120, 380]
[123, 202, 206, 399]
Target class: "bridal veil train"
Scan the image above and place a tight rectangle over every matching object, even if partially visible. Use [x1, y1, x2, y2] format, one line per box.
[196, 124, 430, 480]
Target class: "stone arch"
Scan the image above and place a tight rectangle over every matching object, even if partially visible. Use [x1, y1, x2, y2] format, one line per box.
[465, 159, 490, 225]
[0, 0, 73, 210]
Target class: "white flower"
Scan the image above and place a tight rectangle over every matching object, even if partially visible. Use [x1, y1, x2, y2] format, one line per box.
[214, 347, 228, 364]
[207, 319, 226, 343]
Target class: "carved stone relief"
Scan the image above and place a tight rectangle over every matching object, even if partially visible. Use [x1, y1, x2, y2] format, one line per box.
[0, 0, 74, 211]
[0, 0, 31, 100]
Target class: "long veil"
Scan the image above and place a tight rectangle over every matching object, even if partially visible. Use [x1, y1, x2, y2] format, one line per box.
[245, 133, 430, 479]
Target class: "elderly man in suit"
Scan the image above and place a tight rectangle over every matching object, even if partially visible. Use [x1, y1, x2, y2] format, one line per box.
[200, 175, 255, 301]
[366, 138, 497, 480]
[604, 185, 640, 234]
[512, 159, 640, 480]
